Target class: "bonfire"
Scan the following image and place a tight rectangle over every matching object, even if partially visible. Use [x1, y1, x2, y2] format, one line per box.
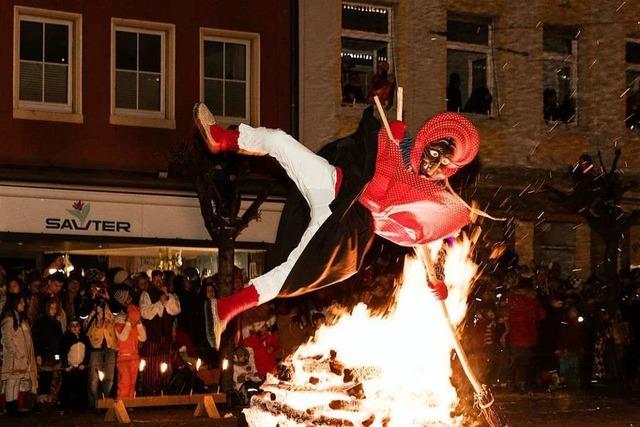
[243, 236, 479, 427]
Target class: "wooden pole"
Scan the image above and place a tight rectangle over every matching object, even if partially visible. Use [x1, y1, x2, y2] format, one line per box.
[373, 95, 396, 144]
[396, 87, 403, 122]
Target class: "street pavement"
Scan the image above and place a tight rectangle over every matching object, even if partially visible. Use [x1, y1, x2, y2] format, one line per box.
[4, 391, 638, 426]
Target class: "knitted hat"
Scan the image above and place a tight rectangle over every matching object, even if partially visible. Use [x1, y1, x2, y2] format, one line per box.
[410, 112, 480, 178]
[113, 288, 130, 307]
[113, 270, 129, 285]
[127, 304, 141, 322]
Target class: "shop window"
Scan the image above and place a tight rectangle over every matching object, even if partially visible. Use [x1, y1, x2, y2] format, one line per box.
[200, 28, 260, 126]
[543, 25, 578, 124]
[13, 7, 82, 123]
[341, 2, 394, 107]
[446, 14, 493, 115]
[625, 40, 640, 130]
[110, 19, 175, 129]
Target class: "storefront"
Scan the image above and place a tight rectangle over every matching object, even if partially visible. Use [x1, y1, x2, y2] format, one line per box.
[0, 182, 284, 277]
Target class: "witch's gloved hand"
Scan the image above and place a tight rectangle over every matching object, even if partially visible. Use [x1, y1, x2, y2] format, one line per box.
[427, 280, 448, 301]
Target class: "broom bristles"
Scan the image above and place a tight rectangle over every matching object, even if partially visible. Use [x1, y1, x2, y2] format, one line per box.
[475, 386, 509, 427]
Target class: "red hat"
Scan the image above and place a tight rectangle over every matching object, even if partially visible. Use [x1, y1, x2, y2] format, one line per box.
[127, 305, 141, 322]
[410, 112, 480, 178]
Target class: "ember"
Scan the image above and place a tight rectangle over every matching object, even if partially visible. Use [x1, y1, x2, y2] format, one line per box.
[244, 236, 478, 426]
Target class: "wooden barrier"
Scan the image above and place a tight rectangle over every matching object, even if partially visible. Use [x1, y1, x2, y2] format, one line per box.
[97, 393, 227, 423]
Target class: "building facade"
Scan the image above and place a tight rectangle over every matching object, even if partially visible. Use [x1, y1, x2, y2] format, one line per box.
[298, 0, 640, 277]
[0, 0, 293, 274]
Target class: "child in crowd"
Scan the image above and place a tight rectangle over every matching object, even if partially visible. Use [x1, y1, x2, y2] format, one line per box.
[32, 299, 64, 405]
[1, 294, 38, 415]
[59, 318, 90, 409]
[114, 290, 147, 399]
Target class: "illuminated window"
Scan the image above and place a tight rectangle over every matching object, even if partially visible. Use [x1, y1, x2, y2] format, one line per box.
[446, 13, 493, 115]
[542, 26, 578, 124]
[341, 2, 394, 106]
[625, 40, 640, 130]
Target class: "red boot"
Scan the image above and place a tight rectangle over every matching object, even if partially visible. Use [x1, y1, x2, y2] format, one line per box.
[17, 391, 28, 413]
[193, 102, 238, 153]
[193, 102, 266, 156]
[211, 285, 259, 350]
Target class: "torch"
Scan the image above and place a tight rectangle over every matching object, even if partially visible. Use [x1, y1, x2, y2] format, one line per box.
[417, 245, 509, 427]
[136, 359, 146, 397]
[217, 359, 229, 393]
[160, 362, 168, 396]
[98, 370, 105, 399]
[189, 358, 202, 396]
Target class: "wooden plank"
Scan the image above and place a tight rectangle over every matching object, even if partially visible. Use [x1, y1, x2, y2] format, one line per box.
[104, 407, 116, 422]
[114, 400, 131, 423]
[203, 395, 221, 418]
[98, 398, 115, 409]
[97, 393, 226, 409]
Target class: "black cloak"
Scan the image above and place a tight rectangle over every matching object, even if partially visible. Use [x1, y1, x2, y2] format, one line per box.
[270, 107, 382, 297]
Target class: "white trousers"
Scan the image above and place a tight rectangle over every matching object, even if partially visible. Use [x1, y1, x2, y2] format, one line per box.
[238, 124, 337, 304]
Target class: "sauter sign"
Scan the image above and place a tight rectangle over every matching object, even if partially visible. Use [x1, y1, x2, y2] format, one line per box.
[45, 200, 131, 233]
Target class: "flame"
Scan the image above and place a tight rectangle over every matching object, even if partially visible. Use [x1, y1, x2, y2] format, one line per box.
[196, 358, 202, 371]
[98, 370, 105, 382]
[222, 358, 229, 371]
[139, 359, 146, 372]
[160, 362, 168, 374]
[245, 233, 479, 426]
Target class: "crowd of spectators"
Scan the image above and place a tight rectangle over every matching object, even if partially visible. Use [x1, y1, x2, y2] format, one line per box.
[0, 263, 258, 416]
[1, 247, 639, 416]
[463, 256, 640, 394]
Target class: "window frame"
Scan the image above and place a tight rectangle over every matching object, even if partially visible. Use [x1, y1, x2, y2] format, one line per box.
[446, 14, 495, 117]
[199, 28, 260, 127]
[13, 6, 82, 124]
[542, 26, 579, 126]
[340, 1, 394, 106]
[624, 38, 640, 130]
[110, 18, 175, 129]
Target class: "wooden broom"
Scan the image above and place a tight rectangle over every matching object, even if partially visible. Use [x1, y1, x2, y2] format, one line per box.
[417, 246, 509, 427]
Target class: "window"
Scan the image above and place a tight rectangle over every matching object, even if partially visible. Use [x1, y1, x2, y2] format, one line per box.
[625, 40, 640, 130]
[200, 28, 260, 126]
[110, 19, 175, 129]
[542, 26, 578, 124]
[341, 2, 394, 107]
[446, 14, 493, 115]
[534, 222, 577, 274]
[13, 6, 82, 123]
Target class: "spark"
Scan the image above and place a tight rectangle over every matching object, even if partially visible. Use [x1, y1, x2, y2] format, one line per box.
[620, 87, 631, 98]
[616, 1, 626, 12]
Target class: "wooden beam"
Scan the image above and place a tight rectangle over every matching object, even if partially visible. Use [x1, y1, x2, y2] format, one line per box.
[193, 395, 221, 418]
[97, 393, 226, 408]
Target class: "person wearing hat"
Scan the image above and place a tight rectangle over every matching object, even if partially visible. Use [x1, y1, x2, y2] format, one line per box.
[114, 290, 146, 399]
[194, 100, 483, 349]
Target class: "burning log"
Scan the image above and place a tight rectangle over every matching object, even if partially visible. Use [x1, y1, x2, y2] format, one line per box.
[245, 243, 485, 426]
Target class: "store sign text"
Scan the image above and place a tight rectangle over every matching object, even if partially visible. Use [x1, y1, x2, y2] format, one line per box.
[45, 218, 131, 232]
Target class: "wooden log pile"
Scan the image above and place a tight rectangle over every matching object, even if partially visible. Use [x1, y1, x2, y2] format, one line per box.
[243, 349, 390, 427]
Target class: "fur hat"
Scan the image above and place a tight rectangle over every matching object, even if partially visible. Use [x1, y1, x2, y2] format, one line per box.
[113, 270, 129, 285]
[410, 112, 480, 178]
[113, 288, 130, 307]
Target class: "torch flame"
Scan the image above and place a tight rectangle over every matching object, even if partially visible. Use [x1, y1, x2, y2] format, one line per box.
[139, 359, 146, 372]
[160, 362, 168, 374]
[98, 370, 105, 382]
[196, 358, 202, 371]
[222, 358, 229, 371]
[244, 233, 480, 426]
